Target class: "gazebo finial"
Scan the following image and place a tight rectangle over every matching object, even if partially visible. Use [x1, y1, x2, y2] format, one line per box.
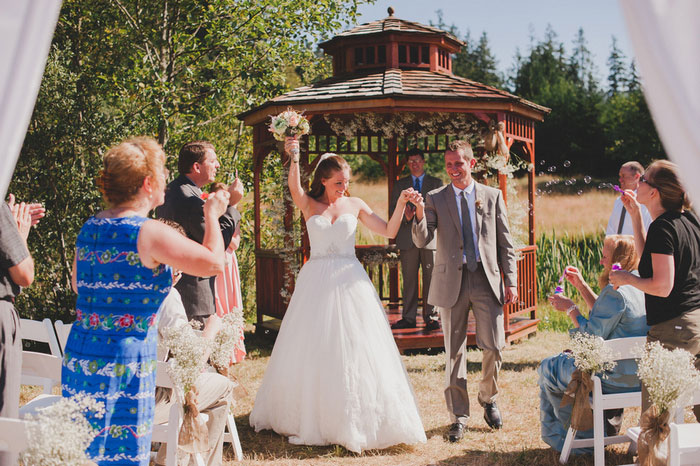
[387, 6, 395, 17]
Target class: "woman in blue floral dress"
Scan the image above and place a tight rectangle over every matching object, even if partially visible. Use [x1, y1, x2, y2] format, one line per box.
[62, 137, 230, 465]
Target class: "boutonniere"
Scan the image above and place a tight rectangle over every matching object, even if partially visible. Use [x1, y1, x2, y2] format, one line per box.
[200, 192, 209, 200]
[475, 199, 483, 212]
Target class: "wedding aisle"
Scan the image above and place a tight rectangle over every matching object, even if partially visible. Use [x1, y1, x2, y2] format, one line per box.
[222, 330, 639, 466]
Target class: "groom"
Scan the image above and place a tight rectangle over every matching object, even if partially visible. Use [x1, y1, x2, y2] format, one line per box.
[412, 139, 517, 441]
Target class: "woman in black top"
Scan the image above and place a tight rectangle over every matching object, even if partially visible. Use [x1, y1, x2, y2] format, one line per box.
[610, 160, 700, 421]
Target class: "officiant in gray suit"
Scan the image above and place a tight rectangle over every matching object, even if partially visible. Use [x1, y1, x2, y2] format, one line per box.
[390, 147, 442, 331]
[413, 140, 517, 441]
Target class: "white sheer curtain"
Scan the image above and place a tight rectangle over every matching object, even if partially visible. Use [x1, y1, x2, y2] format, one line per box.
[619, 0, 700, 204]
[0, 0, 62, 199]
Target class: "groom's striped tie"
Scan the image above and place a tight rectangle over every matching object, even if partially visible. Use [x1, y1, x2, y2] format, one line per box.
[460, 191, 478, 272]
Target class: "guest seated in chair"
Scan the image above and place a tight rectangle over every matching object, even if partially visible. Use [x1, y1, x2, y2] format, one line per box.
[154, 219, 237, 466]
[538, 234, 649, 454]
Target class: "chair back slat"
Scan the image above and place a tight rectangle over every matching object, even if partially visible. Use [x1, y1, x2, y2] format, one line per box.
[22, 351, 63, 382]
[601, 336, 647, 360]
[20, 318, 62, 357]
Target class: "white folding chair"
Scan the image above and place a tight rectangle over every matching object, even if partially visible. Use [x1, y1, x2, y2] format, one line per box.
[0, 417, 28, 455]
[560, 336, 647, 466]
[627, 388, 700, 458]
[20, 317, 62, 359]
[53, 320, 73, 355]
[668, 422, 700, 466]
[18, 351, 63, 417]
[152, 361, 205, 466]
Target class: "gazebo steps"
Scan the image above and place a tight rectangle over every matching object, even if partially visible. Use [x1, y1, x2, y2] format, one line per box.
[255, 307, 539, 353]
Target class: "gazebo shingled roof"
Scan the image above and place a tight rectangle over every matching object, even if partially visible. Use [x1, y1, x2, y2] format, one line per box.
[238, 69, 549, 123]
[238, 8, 549, 349]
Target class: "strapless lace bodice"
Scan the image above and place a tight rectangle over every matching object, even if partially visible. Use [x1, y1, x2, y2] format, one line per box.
[306, 213, 357, 260]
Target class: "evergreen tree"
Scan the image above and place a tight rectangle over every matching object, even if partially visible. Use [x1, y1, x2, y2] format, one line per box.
[431, 11, 503, 88]
[607, 36, 628, 96]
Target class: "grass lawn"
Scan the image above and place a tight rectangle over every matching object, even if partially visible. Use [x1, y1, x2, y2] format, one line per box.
[216, 329, 640, 465]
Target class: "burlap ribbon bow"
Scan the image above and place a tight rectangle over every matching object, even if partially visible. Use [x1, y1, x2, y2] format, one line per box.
[178, 386, 209, 454]
[560, 369, 594, 431]
[483, 121, 509, 158]
[638, 405, 671, 466]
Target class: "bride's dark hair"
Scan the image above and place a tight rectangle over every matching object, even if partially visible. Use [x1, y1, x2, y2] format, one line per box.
[308, 153, 351, 199]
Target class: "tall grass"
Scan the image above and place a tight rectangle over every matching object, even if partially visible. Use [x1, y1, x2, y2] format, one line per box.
[536, 231, 604, 331]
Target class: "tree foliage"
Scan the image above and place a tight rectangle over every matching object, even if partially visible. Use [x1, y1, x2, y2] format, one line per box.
[10, 0, 370, 321]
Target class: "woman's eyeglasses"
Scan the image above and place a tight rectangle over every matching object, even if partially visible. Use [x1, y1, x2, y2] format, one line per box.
[640, 175, 657, 189]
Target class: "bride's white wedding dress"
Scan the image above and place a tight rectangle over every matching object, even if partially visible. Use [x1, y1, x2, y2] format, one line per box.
[249, 213, 426, 453]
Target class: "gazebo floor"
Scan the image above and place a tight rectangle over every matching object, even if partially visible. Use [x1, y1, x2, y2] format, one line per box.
[256, 306, 539, 353]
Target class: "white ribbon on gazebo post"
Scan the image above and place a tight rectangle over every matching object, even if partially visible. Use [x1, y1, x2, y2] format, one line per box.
[619, 0, 700, 205]
[0, 0, 62, 199]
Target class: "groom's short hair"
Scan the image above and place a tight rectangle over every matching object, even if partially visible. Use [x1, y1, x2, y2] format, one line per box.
[448, 140, 474, 161]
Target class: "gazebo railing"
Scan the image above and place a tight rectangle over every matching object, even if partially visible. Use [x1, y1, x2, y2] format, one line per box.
[255, 244, 537, 331]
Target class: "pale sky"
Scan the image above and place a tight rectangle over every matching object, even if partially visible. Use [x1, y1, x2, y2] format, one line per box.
[355, 0, 634, 86]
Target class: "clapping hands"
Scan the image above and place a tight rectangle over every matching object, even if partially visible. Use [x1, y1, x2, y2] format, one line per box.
[203, 189, 230, 219]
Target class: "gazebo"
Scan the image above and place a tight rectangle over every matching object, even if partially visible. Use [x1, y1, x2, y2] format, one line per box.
[237, 8, 550, 351]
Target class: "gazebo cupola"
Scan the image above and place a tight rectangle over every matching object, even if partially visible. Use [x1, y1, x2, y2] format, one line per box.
[320, 7, 463, 75]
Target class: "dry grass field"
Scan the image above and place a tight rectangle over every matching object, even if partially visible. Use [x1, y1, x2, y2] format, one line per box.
[350, 176, 617, 242]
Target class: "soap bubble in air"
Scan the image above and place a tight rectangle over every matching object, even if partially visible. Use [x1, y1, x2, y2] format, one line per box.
[583, 176, 592, 184]
[563, 160, 571, 168]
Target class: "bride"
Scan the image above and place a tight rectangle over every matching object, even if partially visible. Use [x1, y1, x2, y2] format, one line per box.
[249, 137, 427, 453]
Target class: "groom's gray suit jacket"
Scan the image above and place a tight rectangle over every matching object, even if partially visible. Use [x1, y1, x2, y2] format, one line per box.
[412, 181, 517, 307]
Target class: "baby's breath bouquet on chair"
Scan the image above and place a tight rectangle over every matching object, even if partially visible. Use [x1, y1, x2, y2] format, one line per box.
[20, 393, 104, 466]
[561, 333, 617, 431]
[635, 341, 700, 466]
[209, 310, 246, 376]
[160, 322, 213, 454]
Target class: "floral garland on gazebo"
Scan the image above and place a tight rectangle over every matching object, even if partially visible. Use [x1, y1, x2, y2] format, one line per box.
[323, 112, 483, 141]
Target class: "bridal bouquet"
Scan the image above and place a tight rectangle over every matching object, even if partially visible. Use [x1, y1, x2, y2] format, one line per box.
[268, 107, 310, 141]
[635, 341, 700, 465]
[21, 393, 104, 466]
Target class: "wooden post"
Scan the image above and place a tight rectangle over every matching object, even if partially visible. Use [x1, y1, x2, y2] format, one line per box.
[526, 141, 536, 246]
[387, 136, 400, 309]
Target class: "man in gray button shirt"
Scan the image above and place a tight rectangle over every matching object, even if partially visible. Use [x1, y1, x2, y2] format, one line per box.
[0, 196, 43, 466]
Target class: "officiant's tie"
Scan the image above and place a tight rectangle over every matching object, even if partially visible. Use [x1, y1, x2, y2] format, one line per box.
[414, 177, 421, 192]
[460, 192, 478, 272]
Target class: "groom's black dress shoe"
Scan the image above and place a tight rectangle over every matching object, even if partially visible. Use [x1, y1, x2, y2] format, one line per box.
[423, 319, 440, 332]
[483, 402, 503, 429]
[391, 319, 416, 330]
[447, 422, 465, 442]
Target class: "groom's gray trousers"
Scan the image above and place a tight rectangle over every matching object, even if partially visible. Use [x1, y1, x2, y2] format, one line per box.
[440, 262, 505, 425]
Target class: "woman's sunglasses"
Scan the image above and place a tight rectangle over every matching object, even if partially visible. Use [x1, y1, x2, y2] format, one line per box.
[640, 175, 657, 189]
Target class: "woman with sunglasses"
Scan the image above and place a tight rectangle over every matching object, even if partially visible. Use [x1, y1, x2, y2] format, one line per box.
[609, 160, 700, 421]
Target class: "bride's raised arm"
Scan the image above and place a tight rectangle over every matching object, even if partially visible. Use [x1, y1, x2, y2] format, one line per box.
[357, 189, 418, 239]
[285, 137, 311, 215]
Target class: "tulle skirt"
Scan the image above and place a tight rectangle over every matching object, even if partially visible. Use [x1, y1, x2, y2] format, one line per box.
[249, 256, 426, 453]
